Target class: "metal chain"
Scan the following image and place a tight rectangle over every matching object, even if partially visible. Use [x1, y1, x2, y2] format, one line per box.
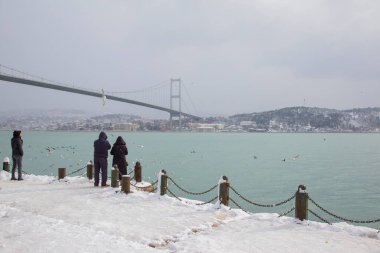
[196, 196, 218, 206]
[279, 207, 295, 217]
[128, 169, 134, 175]
[168, 177, 218, 196]
[67, 166, 86, 176]
[308, 196, 380, 224]
[230, 197, 249, 212]
[167, 188, 182, 201]
[230, 186, 295, 207]
[151, 180, 158, 186]
[308, 209, 332, 225]
[152, 187, 157, 192]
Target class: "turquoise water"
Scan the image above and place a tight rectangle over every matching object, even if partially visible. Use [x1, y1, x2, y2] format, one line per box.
[1, 131, 380, 228]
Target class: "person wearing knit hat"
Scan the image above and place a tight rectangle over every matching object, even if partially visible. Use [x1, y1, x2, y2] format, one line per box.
[11, 130, 24, 181]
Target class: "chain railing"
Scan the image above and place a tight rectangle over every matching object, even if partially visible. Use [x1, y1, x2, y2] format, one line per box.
[230, 185, 295, 208]
[308, 209, 332, 225]
[165, 176, 220, 206]
[195, 196, 218, 206]
[165, 175, 297, 220]
[168, 177, 218, 196]
[12, 162, 380, 227]
[308, 196, 380, 224]
[279, 207, 295, 217]
[167, 188, 182, 201]
[67, 166, 87, 177]
[230, 197, 247, 212]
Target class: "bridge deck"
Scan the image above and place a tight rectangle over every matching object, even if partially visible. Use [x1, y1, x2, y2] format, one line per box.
[0, 74, 201, 120]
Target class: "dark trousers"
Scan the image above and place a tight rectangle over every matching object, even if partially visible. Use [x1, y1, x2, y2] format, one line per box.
[94, 157, 108, 186]
[12, 155, 23, 180]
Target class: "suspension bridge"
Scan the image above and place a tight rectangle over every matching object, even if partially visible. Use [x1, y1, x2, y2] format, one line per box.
[0, 65, 202, 126]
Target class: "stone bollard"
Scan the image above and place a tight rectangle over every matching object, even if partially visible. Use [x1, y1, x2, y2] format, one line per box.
[111, 165, 119, 188]
[218, 175, 229, 206]
[58, 168, 66, 180]
[121, 175, 131, 194]
[295, 185, 308, 221]
[3, 157, 10, 172]
[159, 170, 168, 196]
[134, 161, 142, 182]
[87, 160, 93, 180]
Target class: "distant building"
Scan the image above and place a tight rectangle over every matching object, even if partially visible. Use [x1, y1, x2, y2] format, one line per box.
[240, 121, 257, 130]
[187, 123, 224, 132]
[113, 123, 139, 132]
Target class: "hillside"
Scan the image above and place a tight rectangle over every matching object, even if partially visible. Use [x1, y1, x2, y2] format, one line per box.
[230, 107, 380, 132]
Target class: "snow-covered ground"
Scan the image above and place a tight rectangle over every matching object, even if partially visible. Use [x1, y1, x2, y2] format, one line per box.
[1, 171, 379, 253]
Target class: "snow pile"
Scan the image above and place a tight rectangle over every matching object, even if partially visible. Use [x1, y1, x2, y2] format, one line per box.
[0, 171, 379, 253]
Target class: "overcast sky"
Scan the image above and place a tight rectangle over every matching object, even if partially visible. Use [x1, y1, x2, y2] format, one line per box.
[1, 0, 379, 118]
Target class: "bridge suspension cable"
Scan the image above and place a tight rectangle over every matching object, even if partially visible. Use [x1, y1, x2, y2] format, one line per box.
[182, 82, 199, 116]
[0, 64, 202, 120]
[107, 79, 170, 94]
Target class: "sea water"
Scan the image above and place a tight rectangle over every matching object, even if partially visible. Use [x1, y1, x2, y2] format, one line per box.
[1, 131, 379, 228]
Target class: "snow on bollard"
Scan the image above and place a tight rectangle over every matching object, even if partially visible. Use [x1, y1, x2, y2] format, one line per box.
[58, 168, 66, 180]
[218, 176, 229, 206]
[158, 170, 168, 196]
[111, 165, 119, 188]
[121, 175, 130, 194]
[295, 185, 308, 221]
[3, 157, 10, 172]
[87, 160, 94, 180]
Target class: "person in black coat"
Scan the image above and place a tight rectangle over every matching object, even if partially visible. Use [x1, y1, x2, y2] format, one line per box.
[11, 130, 24, 181]
[110, 136, 128, 180]
[93, 131, 111, 187]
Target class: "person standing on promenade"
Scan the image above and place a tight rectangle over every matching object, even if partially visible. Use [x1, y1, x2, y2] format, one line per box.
[11, 130, 24, 181]
[94, 131, 111, 187]
[110, 136, 128, 180]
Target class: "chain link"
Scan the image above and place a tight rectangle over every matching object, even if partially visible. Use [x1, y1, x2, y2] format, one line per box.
[196, 196, 218, 206]
[128, 169, 134, 175]
[167, 188, 182, 201]
[230, 186, 295, 207]
[230, 197, 248, 212]
[308, 196, 380, 224]
[279, 207, 295, 217]
[168, 177, 218, 196]
[67, 166, 87, 176]
[308, 209, 332, 225]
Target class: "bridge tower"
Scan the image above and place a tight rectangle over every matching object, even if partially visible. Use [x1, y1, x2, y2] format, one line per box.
[170, 78, 181, 129]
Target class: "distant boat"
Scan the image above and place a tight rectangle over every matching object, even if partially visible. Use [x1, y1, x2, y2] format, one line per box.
[292, 154, 300, 160]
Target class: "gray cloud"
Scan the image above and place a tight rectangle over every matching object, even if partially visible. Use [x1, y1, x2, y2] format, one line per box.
[1, 0, 379, 117]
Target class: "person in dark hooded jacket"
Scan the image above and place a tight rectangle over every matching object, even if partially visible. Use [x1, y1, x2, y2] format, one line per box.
[11, 130, 24, 181]
[110, 136, 128, 180]
[94, 131, 111, 187]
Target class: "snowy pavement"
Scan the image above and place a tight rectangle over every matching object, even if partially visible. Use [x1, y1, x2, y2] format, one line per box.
[0, 172, 379, 253]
